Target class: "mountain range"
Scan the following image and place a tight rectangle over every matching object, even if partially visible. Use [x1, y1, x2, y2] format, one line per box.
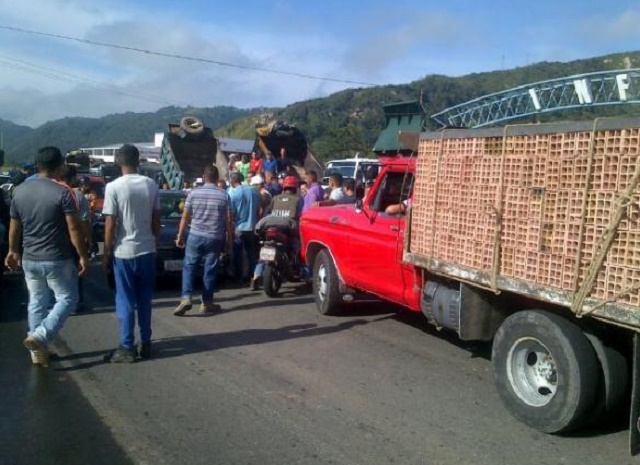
[2, 51, 640, 166]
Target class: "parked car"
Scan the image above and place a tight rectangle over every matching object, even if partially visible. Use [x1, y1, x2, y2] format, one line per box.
[106, 189, 227, 288]
[156, 190, 188, 277]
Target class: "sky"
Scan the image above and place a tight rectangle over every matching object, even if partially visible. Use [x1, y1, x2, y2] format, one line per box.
[0, 0, 639, 127]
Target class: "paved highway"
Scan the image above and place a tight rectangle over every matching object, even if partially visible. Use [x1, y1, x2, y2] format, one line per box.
[0, 266, 634, 465]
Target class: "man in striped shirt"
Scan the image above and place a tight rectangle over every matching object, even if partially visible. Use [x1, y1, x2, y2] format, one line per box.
[173, 165, 232, 315]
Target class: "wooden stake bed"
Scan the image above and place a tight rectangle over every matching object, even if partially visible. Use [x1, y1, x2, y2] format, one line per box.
[405, 117, 640, 329]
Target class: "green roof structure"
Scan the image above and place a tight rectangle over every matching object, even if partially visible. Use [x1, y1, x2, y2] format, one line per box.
[372, 100, 425, 154]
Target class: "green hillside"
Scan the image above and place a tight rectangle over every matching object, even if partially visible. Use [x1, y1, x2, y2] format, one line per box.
[224, 51, 640, 161]
[3, 51, 640, 166]
[3, 106, 258, 165]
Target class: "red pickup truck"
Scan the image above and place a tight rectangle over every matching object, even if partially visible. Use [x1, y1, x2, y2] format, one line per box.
[300, 156, 419, 315]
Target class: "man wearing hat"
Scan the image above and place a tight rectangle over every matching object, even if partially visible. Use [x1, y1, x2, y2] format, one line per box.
[250, 174, 272, 217]
[6, 146, 89, 367]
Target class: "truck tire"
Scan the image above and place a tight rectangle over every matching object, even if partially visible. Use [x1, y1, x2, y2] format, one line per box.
[263, 263, 282, 298]
[491, 310, 598, 433]
[584, 332, 628, 424]
[180, 116, 204, 135]
[313, 249, 342, 315]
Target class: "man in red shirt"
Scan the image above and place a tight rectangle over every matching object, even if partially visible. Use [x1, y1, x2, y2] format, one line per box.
[249, 151, 263, 176]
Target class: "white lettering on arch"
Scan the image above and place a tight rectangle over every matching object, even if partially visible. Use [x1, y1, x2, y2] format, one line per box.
[616, 73, 630, 101]
[528, 88, 542, 110]
[573, 79, 593, 104]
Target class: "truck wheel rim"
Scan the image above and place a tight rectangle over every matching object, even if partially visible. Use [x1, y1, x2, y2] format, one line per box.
[317, 265, 327, 302]
[506, 337, 558, 407]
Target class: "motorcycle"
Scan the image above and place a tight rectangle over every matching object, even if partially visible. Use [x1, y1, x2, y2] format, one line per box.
[257, 225, 301, 297]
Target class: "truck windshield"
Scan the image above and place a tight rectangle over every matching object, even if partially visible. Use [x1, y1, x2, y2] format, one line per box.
[159, 192, 186, 220]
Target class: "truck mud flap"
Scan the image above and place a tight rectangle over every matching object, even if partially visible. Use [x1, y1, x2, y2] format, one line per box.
[630, 333, 640, 455]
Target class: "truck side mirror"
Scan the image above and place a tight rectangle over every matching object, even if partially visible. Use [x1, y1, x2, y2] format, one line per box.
[355, 199, 363, 214]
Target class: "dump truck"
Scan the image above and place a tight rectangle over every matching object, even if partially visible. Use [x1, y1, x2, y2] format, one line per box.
[254, 120, 323, 176]
[161, 117, 322, 189]
[160, 116, 227, 189]
[300, 115, 640, 453]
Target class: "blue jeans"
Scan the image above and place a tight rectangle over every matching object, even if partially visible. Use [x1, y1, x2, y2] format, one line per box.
[182, 234, 223, 303]
[113, 253, 156, 351]
[23, 258, 78, 346]
[233, 230, 256, 281]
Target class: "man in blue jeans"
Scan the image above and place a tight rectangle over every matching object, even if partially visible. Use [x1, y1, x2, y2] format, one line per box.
[102, 144, 161, 363]
[228, 172, 261, 283]
[5, 146, 89, 367]
[173, 165, 231, 316]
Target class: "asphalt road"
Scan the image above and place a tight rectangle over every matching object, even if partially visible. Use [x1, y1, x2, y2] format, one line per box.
[0, 265, 636, 465]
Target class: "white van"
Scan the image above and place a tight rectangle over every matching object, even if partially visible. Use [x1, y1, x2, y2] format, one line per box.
[321, 153, 380, 188]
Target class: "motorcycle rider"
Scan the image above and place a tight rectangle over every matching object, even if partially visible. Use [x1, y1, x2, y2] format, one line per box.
[250, 175, 303, 290]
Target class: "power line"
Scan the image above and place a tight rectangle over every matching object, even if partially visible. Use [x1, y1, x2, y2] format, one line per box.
[0, 54, 184, 106]
[0, 24, 377, 87]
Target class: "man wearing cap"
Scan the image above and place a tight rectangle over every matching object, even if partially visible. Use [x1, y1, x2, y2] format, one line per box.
[102, 144, 161, 362]
[173, 165, 231, 316]
[250, 174, 272, 217]
[6, 146, 89, 367]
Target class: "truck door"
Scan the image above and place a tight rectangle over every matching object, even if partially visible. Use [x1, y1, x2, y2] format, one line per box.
[347, 170, 413, 304]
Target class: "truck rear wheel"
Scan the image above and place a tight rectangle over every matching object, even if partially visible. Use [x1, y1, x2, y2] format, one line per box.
[313, 249, 342, 315]
[584, 332, 628, 424]
[492, 310, 598, 433]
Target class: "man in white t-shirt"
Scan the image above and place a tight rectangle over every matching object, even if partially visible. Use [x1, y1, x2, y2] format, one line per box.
[313, 173, 356, 207]
[102, 144, 161, 363]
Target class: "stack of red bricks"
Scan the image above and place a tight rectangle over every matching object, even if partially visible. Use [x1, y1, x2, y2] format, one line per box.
[409, 125, 640, 306]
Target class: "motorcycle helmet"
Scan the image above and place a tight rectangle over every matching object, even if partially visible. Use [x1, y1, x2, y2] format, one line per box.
[282, 175, 298, 190]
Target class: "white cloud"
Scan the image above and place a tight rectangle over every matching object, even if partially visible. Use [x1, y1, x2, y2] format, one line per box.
[340, 9, 470, 78]
[0, 1, 362, 126]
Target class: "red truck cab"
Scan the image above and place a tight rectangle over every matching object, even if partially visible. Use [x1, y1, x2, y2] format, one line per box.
[300, 156, 421, 314]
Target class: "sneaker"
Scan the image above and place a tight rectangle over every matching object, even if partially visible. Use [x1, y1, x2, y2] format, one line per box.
[109, 347, 136, 363]
[173, 298, 192, 316]
[138, 342, 152, 360]
[23, 336, 49, 367]
[199, 302, 221, 314]
[250, 277, 260, 291]
[29, 350, 50, 367]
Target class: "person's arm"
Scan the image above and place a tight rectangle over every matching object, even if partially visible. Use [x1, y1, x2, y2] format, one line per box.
[226, 208, 234, 252]
[316, 196, 337, 207]
[151, 187, 161, 238]
[176, 209, 191, 248]
[385, 202, 407, 215]
[4, 218, 22, 270]
[176, 191, 193, 247]
[79, 197, 93, 251]
[81, 221, 92, 251]
[101, 184, 116, 273]
[66, 215, 89, 276]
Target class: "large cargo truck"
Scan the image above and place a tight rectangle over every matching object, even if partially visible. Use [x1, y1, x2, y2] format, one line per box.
[161, 117, 322, 189]
[300, 116, 640, 452]
[160, 117, 227, 190]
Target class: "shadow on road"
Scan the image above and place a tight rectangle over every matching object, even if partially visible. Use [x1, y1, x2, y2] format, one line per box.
[59, 319, 381, 370]
[150, 319, 372, 360]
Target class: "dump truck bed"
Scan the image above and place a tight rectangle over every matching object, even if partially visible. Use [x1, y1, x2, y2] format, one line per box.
[404, 117, 640, 330]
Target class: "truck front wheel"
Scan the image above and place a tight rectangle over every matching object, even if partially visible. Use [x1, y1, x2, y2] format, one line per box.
[492, 310, 598, 433]
[313, 249, 342, 315]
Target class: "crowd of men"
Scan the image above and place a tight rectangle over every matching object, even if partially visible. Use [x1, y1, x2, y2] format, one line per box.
[3, 144, 359, 367]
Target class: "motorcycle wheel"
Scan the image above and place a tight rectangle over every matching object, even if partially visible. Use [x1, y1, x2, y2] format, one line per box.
[263, 263, 282, 297]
